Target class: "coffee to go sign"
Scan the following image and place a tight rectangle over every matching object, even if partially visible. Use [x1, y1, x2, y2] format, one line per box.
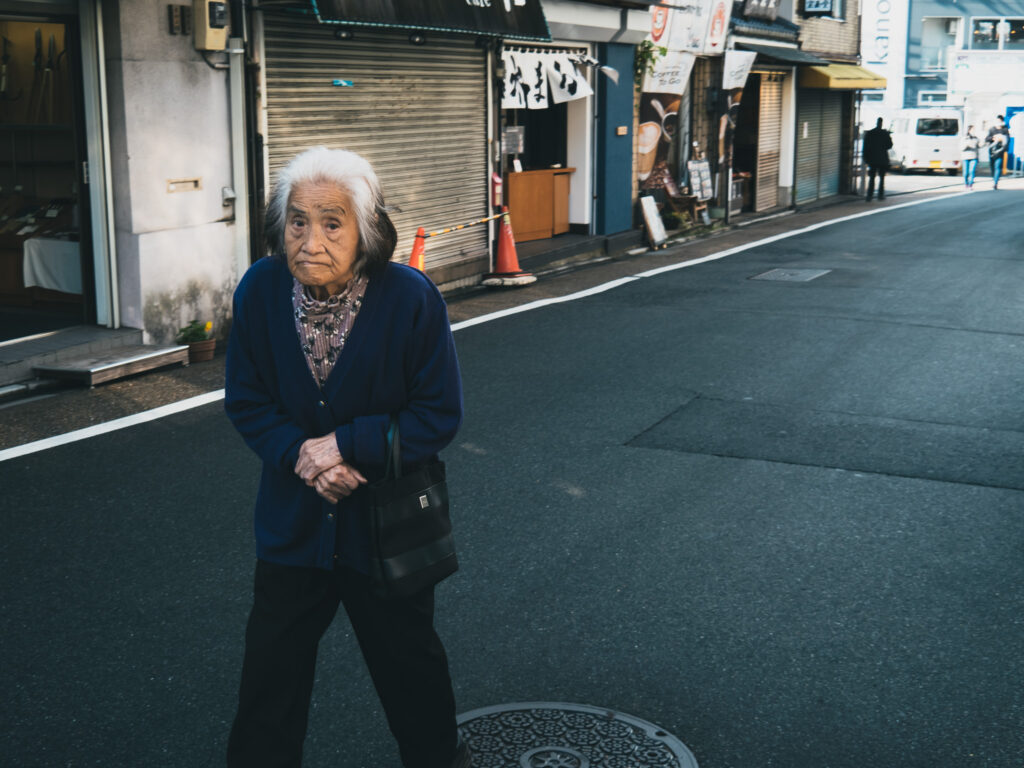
[803, 0, 835, 15]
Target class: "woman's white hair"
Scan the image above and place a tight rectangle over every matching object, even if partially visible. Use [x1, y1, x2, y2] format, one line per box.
[264, 146, 397, 274]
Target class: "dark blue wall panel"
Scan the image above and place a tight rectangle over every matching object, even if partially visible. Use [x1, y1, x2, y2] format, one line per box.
[596, 43, 635, 235]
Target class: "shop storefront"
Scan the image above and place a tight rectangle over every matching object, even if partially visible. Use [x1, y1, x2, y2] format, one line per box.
[0, 0, 109, 341]
[499, 43, 593, 242]
[254, 0, 549, 286]
[637, 0, 731, 227]
[796, 64, 885, 204]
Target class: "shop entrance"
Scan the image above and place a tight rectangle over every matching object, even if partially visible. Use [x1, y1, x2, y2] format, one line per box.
[0, 12, 92, 342]
[500, 45, 593, 244]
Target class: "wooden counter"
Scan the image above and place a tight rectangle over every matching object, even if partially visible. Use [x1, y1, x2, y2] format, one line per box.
[507, 168, 575, 242]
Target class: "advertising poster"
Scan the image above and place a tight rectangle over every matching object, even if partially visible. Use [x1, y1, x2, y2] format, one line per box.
[638, 52, 694, 189]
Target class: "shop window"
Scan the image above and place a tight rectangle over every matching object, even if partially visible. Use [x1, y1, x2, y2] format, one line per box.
[921, 17, 959, 70]
[1006, 19, 1024, 49]
[971, 18, 1000, 48]
[970, 17, 1024, 49]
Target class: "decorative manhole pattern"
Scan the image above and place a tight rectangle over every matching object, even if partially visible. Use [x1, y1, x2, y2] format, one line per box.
[750, 268, 832, 282]
[457, 702, 698, 768]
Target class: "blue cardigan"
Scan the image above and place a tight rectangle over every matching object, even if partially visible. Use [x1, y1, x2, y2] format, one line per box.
[225, 257, 463, 572]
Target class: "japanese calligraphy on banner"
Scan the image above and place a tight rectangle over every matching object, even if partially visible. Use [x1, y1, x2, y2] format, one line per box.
[722, 50, 757, 90]
[501, 49, 590, 109]
[501, 50, 527, 108]
[547, 54, 592, 103]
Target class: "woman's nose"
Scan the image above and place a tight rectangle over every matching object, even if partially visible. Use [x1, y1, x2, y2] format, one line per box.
[301, 224, 325, 252]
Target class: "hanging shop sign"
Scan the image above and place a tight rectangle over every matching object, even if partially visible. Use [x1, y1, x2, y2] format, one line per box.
[314, 0, 551, 41]
[643, 50, 697, 96]
[501, 48, 592, 109]
[722, 50, 757, 90]
[743, 0, 779, 22]
[704, 0, 731, 54]
[654, 0, 733, 56]
[802, 0, 835, 17]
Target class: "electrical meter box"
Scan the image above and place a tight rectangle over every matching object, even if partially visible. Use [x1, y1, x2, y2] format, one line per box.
[193, 0, 228, 51]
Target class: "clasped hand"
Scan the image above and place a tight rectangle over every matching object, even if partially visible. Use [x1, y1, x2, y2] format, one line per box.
[295, 434, 367, 504]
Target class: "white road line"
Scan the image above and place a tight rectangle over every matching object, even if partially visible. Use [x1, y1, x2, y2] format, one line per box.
[0, 390, 225, 463]
[0, 189, 975, 462]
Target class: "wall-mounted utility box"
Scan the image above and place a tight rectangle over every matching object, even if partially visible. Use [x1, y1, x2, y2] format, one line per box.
[192, 0, 228, 51]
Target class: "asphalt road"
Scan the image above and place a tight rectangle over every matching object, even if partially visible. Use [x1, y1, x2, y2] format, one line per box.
[2, 183, 1023, 768]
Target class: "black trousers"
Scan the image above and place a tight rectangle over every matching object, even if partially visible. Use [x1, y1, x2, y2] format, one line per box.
[866, 164, 886, 199]
[227, 560, 459, 768]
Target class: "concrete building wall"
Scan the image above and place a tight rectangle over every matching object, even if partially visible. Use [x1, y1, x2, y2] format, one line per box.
[904, 0, 1024, 111]
[102, 0, 237, 343]
[798, 0, 861, 60]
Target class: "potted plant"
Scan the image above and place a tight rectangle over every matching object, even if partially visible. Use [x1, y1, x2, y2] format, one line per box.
[176, 320, 216, 363]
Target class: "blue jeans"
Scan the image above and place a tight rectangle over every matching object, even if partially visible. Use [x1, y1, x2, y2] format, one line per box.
[991, 155, 1004, 187]
[964, 158, 977, 187]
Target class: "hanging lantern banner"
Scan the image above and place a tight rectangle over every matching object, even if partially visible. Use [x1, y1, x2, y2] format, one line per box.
[722, 50, 757, 89]
[643, 50, 696, 96]
[547, 54, 592, 103]
[521, 53, 550, 109]
[501, 50, 528, 109]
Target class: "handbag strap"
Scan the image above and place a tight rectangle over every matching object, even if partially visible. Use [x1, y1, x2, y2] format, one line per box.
[385, 414, 402, 480]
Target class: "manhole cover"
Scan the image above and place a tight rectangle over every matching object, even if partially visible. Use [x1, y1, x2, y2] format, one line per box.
[457, 702, 698, 768]
[750, 268, 832, 282]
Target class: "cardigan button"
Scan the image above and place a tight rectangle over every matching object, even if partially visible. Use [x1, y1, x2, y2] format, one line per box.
[327, 512, 335, 520]
[318, 400, 326, 407]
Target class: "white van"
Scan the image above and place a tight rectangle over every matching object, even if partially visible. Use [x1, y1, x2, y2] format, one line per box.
[888, 109, 963, 175]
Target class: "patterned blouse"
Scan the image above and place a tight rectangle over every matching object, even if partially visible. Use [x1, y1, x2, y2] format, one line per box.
[292, 275, 368, 389]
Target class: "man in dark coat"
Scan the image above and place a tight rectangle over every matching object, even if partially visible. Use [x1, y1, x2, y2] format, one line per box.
[863, 117, 893, 201]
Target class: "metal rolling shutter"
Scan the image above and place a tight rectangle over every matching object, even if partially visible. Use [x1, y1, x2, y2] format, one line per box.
[262, 15, 488, 271]
[818, 92, 842, 198]
[795, 90, 822, 203]
[755, 77, 783, 211]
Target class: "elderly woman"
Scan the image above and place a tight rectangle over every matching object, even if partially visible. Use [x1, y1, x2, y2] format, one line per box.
[224, 147, 469, 768]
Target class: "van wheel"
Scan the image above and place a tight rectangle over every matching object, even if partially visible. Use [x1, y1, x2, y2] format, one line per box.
[946, 169, 958, 176]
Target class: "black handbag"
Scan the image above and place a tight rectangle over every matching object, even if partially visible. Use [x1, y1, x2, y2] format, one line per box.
[366, 416, 458, 599]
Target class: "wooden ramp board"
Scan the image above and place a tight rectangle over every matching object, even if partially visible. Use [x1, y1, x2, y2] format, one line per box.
[34, 345, 190, 386]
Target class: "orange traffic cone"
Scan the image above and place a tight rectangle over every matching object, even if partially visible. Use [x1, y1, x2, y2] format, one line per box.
[482, 207, 537, 287]
[409, 227, 426, 271]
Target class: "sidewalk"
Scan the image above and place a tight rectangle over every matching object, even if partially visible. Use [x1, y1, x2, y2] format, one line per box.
[2, 178, 1018, 452]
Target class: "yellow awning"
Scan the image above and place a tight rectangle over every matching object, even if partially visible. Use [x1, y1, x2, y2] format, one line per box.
[800, 64, 886, 90]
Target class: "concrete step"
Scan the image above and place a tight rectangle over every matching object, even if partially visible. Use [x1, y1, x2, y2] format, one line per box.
[0, 326, 144, 387]
[33, 344, 189, 387]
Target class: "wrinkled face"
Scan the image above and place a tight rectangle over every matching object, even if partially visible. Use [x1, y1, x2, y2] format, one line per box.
[284, 180, 360, 299]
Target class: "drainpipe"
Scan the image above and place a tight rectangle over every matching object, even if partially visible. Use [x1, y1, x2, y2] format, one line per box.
[228, 35, 250, 282]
